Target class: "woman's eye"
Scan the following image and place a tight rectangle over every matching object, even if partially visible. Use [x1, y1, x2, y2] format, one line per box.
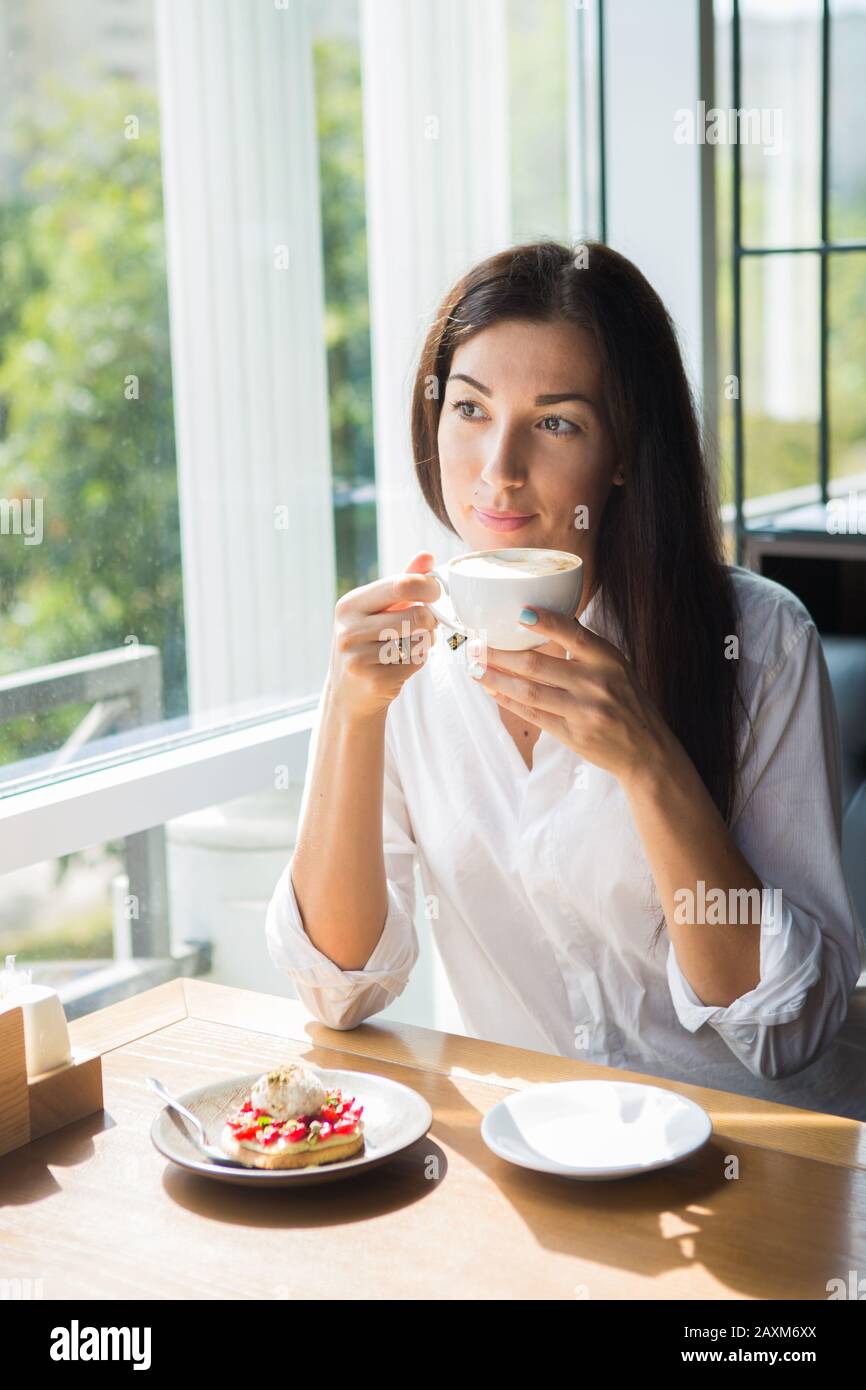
[450, 399, 485, 421]
[539, 415, 580, 437]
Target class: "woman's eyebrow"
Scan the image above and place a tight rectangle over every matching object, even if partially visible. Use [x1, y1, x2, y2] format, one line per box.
[446, 373, 598, 411]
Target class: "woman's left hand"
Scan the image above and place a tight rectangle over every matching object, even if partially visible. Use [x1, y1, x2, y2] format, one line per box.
[467, 606, 678, 786]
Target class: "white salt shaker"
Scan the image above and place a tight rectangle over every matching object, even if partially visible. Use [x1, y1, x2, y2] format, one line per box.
[0, 955, 73, 1078]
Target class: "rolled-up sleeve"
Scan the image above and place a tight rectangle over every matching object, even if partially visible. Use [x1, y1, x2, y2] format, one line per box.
[265, 704, 420, 1030]
[666, 619, 864, 1081]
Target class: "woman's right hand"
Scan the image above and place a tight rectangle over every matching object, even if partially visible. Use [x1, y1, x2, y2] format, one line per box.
[326, 551, 442, 721]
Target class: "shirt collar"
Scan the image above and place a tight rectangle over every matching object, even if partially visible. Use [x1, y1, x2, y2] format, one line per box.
[578, 583, 625, 652]
[580, 583, 602, 628]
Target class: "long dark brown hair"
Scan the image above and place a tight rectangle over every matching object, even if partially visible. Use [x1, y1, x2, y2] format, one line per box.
[411, 238, 751, 949]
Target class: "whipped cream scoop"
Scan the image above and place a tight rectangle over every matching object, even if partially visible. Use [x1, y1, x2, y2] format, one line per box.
[250, 1063, 327, 1120]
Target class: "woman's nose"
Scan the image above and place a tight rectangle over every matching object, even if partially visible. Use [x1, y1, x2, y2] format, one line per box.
[478, 430, 529, 488]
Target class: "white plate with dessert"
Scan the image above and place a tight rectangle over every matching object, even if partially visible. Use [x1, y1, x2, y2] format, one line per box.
[481, 1079, 712, 1181]
[150, 1060, 433, 1187]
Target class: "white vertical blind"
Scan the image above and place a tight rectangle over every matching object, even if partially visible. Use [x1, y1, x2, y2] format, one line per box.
[567, 0, 607, 243]
[604, 0, 713, 427]
[360, 0, 512, 579]
[154, 0, 335, 713]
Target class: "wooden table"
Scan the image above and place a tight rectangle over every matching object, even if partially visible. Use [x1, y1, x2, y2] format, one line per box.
[2, 977, 866, 1300]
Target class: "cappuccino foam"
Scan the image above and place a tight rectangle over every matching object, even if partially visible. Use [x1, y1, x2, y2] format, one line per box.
[453, 549, 578, 579]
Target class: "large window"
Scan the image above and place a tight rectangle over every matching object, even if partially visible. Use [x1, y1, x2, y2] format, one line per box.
[0, 1, 185, 770]
[0, 0, 600, 1012]
[0, 0, 375, 792]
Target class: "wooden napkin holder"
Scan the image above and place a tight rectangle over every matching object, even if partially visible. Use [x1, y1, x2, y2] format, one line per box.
[0, 1004, 104, 1157]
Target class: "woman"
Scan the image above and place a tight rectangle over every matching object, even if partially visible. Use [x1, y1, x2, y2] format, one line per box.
[266, 239, 866, 1120]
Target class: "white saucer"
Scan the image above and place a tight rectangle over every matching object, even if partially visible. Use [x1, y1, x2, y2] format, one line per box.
[481, 1079, 712, 1181]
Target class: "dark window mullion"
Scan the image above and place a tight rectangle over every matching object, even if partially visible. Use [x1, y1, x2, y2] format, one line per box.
[732, 0, 744, 563]
[598, 0, 607, 243]
[819, 0, 831, 503]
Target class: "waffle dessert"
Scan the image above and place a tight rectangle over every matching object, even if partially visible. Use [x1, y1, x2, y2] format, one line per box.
[220, 1062, 365, 1170]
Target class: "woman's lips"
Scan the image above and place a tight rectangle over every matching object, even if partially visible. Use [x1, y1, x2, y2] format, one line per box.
[473, 507, 537, 533]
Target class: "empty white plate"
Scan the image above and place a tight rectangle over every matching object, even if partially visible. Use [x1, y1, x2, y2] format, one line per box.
[481, 1079, 712, 1181]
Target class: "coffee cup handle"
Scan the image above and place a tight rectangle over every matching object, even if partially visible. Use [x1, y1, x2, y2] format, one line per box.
[423, 567, 471, 639]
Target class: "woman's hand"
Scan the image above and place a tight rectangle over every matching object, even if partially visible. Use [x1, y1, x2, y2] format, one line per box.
[467, 606, 679, 786]
[326, 552, 441, 722]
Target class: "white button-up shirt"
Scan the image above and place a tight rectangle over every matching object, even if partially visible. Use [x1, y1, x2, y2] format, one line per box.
[266, 564, 866, 1119]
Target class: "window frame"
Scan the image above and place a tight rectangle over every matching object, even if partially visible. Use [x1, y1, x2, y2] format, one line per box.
[730, 0, 866, 561]
[0, 701, 317, 879]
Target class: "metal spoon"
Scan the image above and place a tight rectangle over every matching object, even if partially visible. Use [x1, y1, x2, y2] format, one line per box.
[146, 1075, 248, 1168]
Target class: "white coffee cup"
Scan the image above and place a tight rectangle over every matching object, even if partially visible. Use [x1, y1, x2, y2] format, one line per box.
[424, 547, 583, 651]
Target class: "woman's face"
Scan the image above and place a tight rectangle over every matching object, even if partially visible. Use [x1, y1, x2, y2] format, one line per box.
[437, 318, 622, 581]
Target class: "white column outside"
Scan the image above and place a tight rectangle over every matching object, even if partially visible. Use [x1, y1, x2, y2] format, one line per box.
[155, 0, 335, 712]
